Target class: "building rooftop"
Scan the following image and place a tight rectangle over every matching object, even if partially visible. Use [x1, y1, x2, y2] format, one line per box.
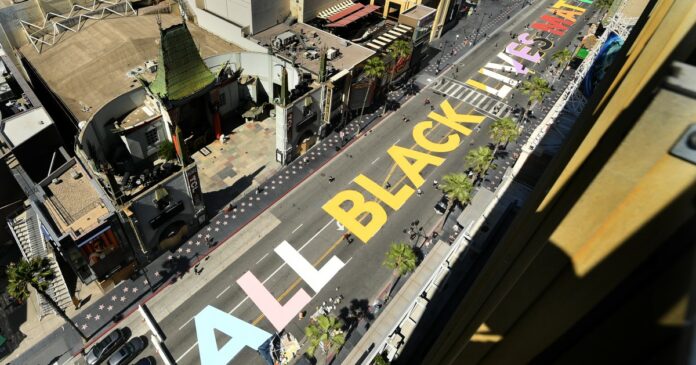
[400, 4, 436, 21]
[20, 13, 242, 123]
[42, 160, 109, 237]
[148, 23, 216, 103]
[0, 107, 52, 147]
[252, 22, 375, 76]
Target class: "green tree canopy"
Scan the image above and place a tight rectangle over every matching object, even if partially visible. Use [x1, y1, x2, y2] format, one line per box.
[363, 56, 387, 80]
[490, 117, 520, 146]
[519, 76, 552, 104]
[6, 258, 87, 340]
[388, 39, 412, 60]
[360, 57, 387, 118]
[305, 314, 346, 358]
[552, 48, 573, 67]
[465, 146, 494, 177]
[441, 173, 474, 206]
[383, 242, 417, 276]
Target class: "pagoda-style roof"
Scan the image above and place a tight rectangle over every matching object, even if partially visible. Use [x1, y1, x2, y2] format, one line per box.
[149, 22, 215, 103]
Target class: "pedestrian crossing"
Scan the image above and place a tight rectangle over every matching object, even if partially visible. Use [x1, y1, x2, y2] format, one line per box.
[432, 78, 514, 119]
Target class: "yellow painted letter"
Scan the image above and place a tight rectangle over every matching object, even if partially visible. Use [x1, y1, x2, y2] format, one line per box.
[413, 121, 460, 153]
[354, 174, 414, 211]
[387, 145, 444, 187]
[429, 100, 486, 135]
[322, 190, 387, 243]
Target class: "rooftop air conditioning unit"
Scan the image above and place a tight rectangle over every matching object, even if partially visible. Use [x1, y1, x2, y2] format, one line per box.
[326, 48, 339, 60]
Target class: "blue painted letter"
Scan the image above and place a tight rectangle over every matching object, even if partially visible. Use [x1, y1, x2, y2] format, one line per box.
[194, 305, 271, 365]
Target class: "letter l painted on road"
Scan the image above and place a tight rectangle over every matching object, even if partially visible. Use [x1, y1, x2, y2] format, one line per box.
[274, 240, 345, 293]
[237, 271, 311, 331]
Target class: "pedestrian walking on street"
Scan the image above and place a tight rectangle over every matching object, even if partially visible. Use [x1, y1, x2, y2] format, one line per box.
[206, 235, 214, 247]
[433, 179, 439, 188]
[329, 176, 335, 183]
[417, 188, 423, 196]
[385, 182, 392, 189]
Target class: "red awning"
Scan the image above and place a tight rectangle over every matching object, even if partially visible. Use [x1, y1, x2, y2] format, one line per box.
[327, 5, 380, 27]
[327, 3, 364, 23]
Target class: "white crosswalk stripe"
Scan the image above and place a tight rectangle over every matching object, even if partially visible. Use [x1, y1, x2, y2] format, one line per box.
[434, 78, 514, 120]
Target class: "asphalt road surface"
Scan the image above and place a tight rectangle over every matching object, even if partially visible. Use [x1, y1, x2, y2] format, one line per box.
[147, 1, 602, 364]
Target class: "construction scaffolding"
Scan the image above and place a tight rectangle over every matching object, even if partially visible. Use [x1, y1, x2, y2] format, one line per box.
[19, 0, 136, 53]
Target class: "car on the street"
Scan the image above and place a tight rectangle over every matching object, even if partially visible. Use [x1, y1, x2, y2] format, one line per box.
[434, 195, 448, 215]
[133, 356, 156, 365]
[85, 328, 128, 365]
[106, 337, 146, 365]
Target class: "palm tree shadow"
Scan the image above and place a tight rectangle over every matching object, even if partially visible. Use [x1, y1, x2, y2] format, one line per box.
[161, 256, 191, 283]
[338, 298, 375, 326]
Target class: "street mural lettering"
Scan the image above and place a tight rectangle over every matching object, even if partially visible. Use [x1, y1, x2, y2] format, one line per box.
[191, 1, 597, 364]
[322, 100, 484, 243]
[193, 239, 346, 364]
[467, 0, 590, 98]
[195, 306, 271, 365]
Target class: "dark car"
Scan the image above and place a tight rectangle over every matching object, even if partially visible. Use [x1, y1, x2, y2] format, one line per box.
[133, 356, 156, 365]
[85, 328, 127, 365]
[434, 195, 448, 215]
[107, 337, 146, 365]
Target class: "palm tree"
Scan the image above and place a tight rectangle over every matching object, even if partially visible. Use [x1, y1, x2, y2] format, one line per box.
[551, 48, 573, 68]
[465, 146, 494, 183]
[595, 0, 614, 10]
[305, 314, 346, 362]
[359, 57, 386, 120]
[6, 258, 87, 340]
[382, 242, 417, 299]
[519, 76, 552, 105]
[490, 117, 521, 157]
[387, 39, 412, 85]
[440, 173, 474, 227]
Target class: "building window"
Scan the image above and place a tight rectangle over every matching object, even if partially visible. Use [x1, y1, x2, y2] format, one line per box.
[146, 128, 159, 147]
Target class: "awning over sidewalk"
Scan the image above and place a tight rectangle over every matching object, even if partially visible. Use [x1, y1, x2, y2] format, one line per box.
[326, 5, 380, 27]
[327, 3, 364, 22]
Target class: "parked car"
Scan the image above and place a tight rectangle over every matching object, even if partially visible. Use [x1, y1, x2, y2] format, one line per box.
[107, 337, 146, 365]
[434, 195, 448, 215]
[85, 328, 127, 365]
[133, 356, 156, 365]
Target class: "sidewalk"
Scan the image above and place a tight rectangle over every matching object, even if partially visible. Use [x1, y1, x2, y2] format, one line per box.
[7, 59, 416, 365]
[10, 1, 551, 363]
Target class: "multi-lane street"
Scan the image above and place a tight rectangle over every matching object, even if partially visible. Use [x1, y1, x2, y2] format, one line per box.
[131, 1, 603, 364]
[2, 1, 601, 364]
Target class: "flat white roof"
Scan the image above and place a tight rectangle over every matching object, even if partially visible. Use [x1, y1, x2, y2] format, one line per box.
[1, 107, 53, 147]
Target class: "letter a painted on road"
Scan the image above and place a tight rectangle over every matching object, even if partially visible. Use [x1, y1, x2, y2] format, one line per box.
[274, 240, 345, 293]
[194, 305, 271, 365]
[237, 271, 311, 331]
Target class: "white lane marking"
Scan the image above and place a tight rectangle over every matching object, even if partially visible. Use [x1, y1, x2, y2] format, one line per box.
[371, 157, 380, 165]
[255, 253, 269, 266]
[393, 138, 401, 145]
[292, 223, 303, 234]
[177, 342, 198, 362]
[216, 285, 231, 299]
[176, 219, 336, 361]
[228, 296, 249, 314]
[178, 317, 194, 331]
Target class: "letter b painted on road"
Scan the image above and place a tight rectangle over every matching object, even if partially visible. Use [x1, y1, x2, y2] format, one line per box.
[322, 190, 387, 243]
